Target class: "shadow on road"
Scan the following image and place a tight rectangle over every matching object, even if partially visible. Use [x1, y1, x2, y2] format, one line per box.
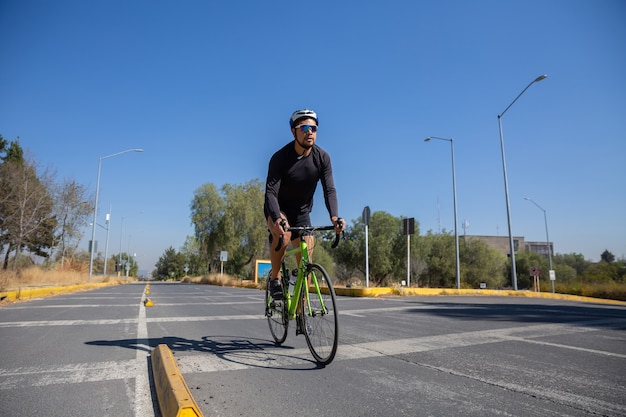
[402, 300, 626, 328]
[86, 335, 322, 370]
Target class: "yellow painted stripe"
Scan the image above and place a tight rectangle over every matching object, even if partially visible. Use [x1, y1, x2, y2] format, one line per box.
[151, 344, 203, 417]
[0, 282, 118, 302]
[333, 287, 626, 305]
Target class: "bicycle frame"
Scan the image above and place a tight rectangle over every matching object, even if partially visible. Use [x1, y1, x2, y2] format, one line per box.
[265, 222, 342, 364]
[282, 239, 328, 321]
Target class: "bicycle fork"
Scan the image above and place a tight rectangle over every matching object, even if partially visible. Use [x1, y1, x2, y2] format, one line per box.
[304, 266, 329, 317]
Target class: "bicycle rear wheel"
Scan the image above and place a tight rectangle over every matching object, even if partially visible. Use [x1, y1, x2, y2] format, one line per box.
[265, 277, 288, 344]
[301, 263, 338, 365]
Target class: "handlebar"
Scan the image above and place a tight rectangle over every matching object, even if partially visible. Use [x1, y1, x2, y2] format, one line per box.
[274, 219, 344, 252]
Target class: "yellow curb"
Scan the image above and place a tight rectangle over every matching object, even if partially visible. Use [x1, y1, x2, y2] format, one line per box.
[0, 282, 120, 303]
[151, 344, 204, 417]
[334, 287, 626, 305]
[144, 298, 154, 307]
[334, 287, 394, 297]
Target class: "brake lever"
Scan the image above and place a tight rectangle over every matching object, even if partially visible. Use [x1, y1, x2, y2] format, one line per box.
[274, 219, 287, 252]
[331, 218, 344, 249]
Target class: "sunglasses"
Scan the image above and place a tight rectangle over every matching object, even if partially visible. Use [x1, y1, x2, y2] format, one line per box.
[295, 124, 318, 133]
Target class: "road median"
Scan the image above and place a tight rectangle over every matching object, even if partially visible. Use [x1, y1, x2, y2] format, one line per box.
[151, 343, 204, 417]
[333, 286, 626, 305]
[0, 281, 125, 303]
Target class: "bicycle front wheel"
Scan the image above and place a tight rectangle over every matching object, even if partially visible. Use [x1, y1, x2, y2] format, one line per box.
[265, 278, 288, 344]
[301, 263, 338, 365]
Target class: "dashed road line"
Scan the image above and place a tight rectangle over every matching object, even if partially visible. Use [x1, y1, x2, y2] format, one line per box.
[0, 360, 139, 390]
[134, 293, 154, 417]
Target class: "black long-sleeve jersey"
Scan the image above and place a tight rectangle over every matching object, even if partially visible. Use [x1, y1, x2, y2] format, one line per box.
[264, 142, 338, 224]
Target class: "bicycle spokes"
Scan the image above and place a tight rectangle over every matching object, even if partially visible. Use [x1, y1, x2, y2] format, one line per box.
[301, 263, 338, 365]
[266, 278, 288, 344]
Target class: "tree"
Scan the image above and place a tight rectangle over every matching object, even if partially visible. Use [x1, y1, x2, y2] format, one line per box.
[153, 247, 188, 280]
[0, 135, 7, 156]
[179, 235, 204, 276]
[51, 179, 93, 266]
[420, 232, 456, 287]
[219, 180, 267, 276]
[583, 262, 617, 284]
[460, 237, 507, 289]
[190, 182, 224, 273]
[333, 211, 412, 286]
[512, 250, 548, 290]
[0, 142, 56, 271]
[0, 135, 19, 256]
[190, 179, 266, 278]
[600, 249, 615, 263]
[553, 253, 588, 276]
[116, 251, 140, 277]
[552, 264, 577, 284]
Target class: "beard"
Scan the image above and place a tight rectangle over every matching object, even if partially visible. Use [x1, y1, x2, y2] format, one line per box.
[297, 136, 315, 149]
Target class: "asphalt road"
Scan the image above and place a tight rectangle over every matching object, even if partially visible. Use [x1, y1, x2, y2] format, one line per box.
[1, 282, 625, 417]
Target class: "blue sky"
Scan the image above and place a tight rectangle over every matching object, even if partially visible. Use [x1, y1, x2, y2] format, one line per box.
[1, 0, 625, 273]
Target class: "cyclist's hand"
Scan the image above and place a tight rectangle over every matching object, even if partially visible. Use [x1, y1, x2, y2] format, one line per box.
[271, 217, 288, 237]
[332, 217, 345, 234]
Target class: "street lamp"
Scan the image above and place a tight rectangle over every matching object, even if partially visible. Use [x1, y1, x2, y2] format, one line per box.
[88, 148, 143, 280]
[424, 136, 461, 289]
[127, 234, 132, 277]
[497, 74, 547, 290]
[119, 211, 143, 276]
[103, 206, 111, 275]
[90, 206, 111, 275]
[524, 197, 554, 293]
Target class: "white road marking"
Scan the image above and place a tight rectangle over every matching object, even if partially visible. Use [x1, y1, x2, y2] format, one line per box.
[174, 319, 626, 373]
[2, 302, 624, 409]
[0, 360, 139, 389]
[134, 293, 153, 417]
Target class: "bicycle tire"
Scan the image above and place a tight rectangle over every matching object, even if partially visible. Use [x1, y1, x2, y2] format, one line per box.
[301, 263, 338, 365]
[265, 277, 288, 344]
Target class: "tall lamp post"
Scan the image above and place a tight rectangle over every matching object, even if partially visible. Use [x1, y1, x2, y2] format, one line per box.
[91, 206, 111, 275]
[498, 74, 547, 290]
[88, 148, 143, 280]
[103, 206, 111, 275]
[119, 211, 143, 276]
[424, 136, 461, 289]
[524, 197, 554, 293]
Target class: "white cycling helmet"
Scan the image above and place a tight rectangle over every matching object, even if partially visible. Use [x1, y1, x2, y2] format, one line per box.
[289, 109, 318, 128]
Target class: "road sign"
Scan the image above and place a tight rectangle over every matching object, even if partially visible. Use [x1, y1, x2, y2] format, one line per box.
[362, 206, 371, 225]
[403, 218, 415, 235]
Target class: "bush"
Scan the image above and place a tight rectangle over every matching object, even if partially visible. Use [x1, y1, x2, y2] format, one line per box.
[581, 282, 626, 301]
[553, 281, 626, 301]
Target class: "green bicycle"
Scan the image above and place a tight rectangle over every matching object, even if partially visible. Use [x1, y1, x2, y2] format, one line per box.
[264, 224, 342, 365]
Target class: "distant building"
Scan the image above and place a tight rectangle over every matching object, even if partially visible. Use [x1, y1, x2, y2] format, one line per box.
[467, 235, 553, 259]
[523, 240, 553, 258]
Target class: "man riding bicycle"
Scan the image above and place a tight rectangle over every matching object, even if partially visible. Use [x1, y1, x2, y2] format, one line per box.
[264, 109, 345, 300]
